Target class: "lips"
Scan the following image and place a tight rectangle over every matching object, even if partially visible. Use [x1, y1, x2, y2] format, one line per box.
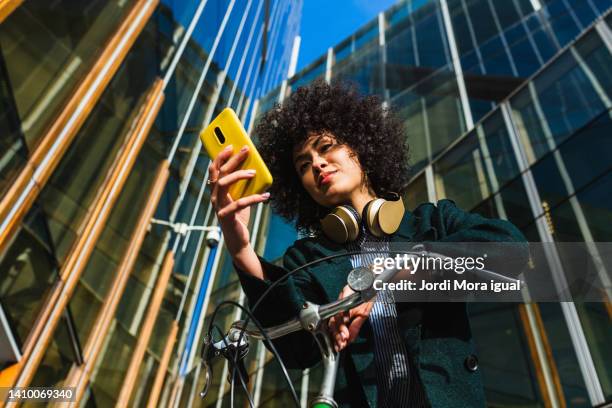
[318, 171, 336, 187]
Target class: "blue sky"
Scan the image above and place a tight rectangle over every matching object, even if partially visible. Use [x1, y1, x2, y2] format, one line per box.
[297, 0, 398, 71]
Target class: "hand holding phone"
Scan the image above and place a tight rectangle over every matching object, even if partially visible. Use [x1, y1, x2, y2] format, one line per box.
[200, 108, 273, 200]
[202, 109, 272, 267]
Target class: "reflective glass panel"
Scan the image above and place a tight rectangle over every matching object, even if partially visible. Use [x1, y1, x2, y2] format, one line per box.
[0, 0, 136, 150]
[433, 110, 519, 210]
[469, 303, 543, 407]
[38, 18, 158, 265]
[0, 206, 58, 345]
[26, 314, 81, 390]
[392, 64, 465, 170]
[510, 31, 611, 164]
[0, 52, 27, 196]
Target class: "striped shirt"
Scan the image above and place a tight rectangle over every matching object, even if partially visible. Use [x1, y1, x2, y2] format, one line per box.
[346, 226, 429, 407]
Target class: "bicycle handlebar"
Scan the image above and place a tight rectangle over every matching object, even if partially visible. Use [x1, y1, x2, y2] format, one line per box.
[228, 249, 520, 340]
[201, 248, 522, 407]
[230, 291, 364, 340]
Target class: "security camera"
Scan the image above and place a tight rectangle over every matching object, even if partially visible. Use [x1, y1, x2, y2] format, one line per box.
[206, 229, 220, 248]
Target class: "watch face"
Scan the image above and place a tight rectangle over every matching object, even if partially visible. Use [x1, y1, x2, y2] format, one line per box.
[347, 267, 375, 292]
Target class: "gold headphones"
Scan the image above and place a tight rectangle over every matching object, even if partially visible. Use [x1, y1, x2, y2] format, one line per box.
[320, 193, 405, 244]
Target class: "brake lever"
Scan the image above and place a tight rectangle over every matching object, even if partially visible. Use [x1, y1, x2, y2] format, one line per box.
[200, 334, 215, 398]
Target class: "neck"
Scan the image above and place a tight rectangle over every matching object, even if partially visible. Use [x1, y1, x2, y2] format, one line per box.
[349, 186, 376, 216]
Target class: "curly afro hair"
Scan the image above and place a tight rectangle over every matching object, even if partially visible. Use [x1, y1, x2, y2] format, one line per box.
[255, 79, 410, 234]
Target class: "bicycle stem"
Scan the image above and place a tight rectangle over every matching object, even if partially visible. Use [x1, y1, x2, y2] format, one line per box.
[309, 322, 340, 408]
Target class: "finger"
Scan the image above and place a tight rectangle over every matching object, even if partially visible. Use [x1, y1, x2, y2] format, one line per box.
[217, 193, 270, 218]
[216, 169, 256, 189]
[349, 302, 373, 320]
[344, 312, 351, 325]
[334, 333, 343, 352]
[208, 146, 234, 201]
[339, 324, 349, 341]
[209, 145, 234, 179]
[328, 317, 338, 336]
[329, 310, 347, 327]
[328, 313, 345, 336]
[339, 286, 353, 300]
[219, 145, 250, 175]
[347, 316, 367, 343]
[329, 314, 341, 329]
[338, 337, 347, 351]
[335, 335, 347, 352]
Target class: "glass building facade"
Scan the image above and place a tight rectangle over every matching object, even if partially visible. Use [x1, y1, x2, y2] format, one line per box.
[0, 0, 301, 406]
[257, 0, 612, 407]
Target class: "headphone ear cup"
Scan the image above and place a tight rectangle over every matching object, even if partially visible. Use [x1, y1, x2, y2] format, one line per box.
[378, 196, 405, 234]
[363, 198, 385, 237]
[320, 205, 361, 243]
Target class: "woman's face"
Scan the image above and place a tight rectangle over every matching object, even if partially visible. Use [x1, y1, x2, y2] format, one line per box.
[292, 131, 369, 208]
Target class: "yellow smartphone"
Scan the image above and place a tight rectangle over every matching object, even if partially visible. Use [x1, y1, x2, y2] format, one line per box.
[200, 108, 273, 200]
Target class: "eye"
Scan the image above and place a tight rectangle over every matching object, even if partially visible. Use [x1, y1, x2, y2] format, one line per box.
[298, 161, 310, 174]
[320, 143, 333, 152]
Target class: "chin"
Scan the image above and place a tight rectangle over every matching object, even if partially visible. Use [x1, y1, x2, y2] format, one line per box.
[320, 187, 351, 205]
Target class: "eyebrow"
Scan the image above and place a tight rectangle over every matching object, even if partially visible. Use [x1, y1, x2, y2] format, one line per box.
[294, 136, 325, 165]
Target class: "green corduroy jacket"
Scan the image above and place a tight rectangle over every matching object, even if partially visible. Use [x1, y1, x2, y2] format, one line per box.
[236, 199, 529, 407]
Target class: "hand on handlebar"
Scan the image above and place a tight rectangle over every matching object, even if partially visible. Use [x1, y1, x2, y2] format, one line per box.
[208, 145, 270, 255]
[327, 285, 375, 352]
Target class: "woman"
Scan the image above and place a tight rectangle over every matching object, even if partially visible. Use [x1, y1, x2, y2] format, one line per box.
[208, 80, 527, 407]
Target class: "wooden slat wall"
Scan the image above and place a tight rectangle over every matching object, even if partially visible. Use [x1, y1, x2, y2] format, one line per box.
[518, 303, 566, 408]
[0, 0, 159, 257]
[8, 78, 164, 392]
[115, 250, 175, 407]
[0, 0, 23, 23]
[60, 159, 170, 404]
[147, 321, 179, 408]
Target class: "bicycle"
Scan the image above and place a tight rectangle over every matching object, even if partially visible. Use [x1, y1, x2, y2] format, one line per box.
[199, 248, 519, 408]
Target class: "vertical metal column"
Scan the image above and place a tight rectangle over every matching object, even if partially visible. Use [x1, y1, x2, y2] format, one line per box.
[526, 81, 611, 298]
[259, 0, 291, 94]
[529, 0, 542, 12]
[237, 0, 286, 120]
[265, 1, 302, 97]
[162, 0, 209, 88]
[475, 126, 508, 220]
[227, 0, 265, 107]
[325, 47, 333, 84]
[251, 343, 268, 406]
[424, 165, 437, 203]
[439, 0, 474, 130]
[475, 123, 565, 407]
[501, 101, 605, 405]
[485, 0, 519, 76]
[595, 19, 612, 54]
[279, 35, 302, 101]
[378, 11, 389, 101]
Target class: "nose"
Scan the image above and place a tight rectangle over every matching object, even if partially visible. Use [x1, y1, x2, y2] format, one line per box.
[311, 154, 328, 176]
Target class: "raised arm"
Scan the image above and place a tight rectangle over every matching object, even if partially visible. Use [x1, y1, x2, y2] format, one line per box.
[208, 144, 270, 279]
